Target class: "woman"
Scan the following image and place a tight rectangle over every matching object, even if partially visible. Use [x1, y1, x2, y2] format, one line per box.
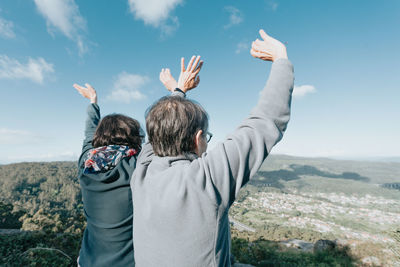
[74, 83, 142, 267]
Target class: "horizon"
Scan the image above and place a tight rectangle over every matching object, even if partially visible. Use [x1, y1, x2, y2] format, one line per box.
[1, 153, 400, 165]
[1, 0, 399, 163]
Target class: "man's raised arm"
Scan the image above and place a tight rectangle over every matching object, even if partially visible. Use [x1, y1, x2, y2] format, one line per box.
[203, 29, 294, 207]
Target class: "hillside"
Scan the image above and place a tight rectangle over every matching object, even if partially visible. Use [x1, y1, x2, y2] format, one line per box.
[230, 155, 400, 266]
[0, 161, 84, 233]
[0, 156, 399, 266]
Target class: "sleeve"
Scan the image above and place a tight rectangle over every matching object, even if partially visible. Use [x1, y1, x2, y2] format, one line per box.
[202, 58, 294, 207]
[171, 89, 186, 98]
[80, 103, 100, 156]
[136, 90, 186, 165]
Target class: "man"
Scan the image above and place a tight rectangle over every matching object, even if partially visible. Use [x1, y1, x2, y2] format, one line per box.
[131, 29, 294, 266]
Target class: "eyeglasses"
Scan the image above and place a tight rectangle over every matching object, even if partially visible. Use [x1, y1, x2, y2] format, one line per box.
[206, 131, 213, 143]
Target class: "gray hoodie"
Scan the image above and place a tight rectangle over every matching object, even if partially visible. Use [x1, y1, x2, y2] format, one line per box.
[131, 58, 294, 267]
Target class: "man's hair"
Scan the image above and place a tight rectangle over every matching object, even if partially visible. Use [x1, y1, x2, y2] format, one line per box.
[146, 96, 209, 156]
[93, 114, 143, 150]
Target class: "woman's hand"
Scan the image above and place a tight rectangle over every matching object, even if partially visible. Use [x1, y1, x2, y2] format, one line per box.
[73, 83, 97, 104]
[250, 29, 287, 62]
[159, 68, 178, 92]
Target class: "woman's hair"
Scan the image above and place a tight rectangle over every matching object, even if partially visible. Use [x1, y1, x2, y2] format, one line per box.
[145, 96, 209, 156]
[92, 114, 143, 150]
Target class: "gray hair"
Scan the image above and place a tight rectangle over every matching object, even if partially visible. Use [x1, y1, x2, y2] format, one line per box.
[145, 96, 209, 156]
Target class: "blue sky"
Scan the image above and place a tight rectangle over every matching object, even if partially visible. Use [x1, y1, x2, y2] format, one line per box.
[0, 0, 399, 163]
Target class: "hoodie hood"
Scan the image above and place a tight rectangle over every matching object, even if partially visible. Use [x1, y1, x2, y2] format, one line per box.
[83, 145, 138, 174]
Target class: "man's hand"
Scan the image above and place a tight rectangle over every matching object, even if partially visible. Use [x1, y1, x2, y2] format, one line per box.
[159, 55, 203, 93]
[250, 29, 287, 62]
[73, 83, 97, 104]
[177, 55, 203, 93]
[159, 68, 178, 92]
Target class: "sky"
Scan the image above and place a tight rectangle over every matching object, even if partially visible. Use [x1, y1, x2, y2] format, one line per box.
[0, 0, 399, 163]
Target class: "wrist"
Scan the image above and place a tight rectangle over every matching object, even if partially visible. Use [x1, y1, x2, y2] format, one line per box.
[274, 47, 288, 61]
[174, 88, 186, 96]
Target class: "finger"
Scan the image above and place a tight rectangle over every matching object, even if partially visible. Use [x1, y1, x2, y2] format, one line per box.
[250, 49, 264, 58]
[181, 57, 185, 72]
[251, 43, 263, 52]
[254, 39, 264, 45]
[85, 83, 92, 89]
[194, 61, 204, 75]
[74, 86, 87, 96]
[161, 70, 168, 82]
[186, 55, 196, 72]
[73, 83, 84, 90]
[252, 41, 267, 52]
[259, 29, 269, 41]
[166, 68, 171, 75]
[251, 45, 264, 52]
[74, 85, 88, 98]
[195, 76, 200, 85]
[190, 56, 201, 72]
[251, 44, 262, 53]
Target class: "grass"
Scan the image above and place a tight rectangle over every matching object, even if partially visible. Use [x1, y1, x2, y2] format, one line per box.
[0, 231, 81, 267]
[231, 237, 358, 267]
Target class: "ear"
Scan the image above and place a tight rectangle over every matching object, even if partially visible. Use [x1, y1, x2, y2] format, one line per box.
[194, 130, 203, 154]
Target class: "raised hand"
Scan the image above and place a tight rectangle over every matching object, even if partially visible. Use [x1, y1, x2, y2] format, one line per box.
[250, 29, 287, 62]
[177, 55, 203, 93]
[159, 68, 178, 92]
[73, 83, 97, 104]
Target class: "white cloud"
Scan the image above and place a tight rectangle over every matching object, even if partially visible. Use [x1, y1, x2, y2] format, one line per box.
[224, 6, 243, 29]
[293, 85, 316, 97]
[0, 17, 16, 39]
[128, 0, 182, 34]
[107, 72, 148, 103]
[0, 128, 41, 145]
[268, 1, 279, 12]
[236, 41, 249, 54]
[34, 0, 88, 55]
[159, 16, 180, 37]
[0, 55, 54, 83]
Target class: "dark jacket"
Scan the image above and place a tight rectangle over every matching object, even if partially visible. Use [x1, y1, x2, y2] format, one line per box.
[78, 104, 136, 267]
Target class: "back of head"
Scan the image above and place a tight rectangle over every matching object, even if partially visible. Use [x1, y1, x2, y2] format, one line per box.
[93, 114, 143, 150]
[146, 96, 209, 157]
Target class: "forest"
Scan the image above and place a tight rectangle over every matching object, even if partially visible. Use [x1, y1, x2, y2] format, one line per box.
[0, 162, 83, 265]
[1, 159, 397, 266]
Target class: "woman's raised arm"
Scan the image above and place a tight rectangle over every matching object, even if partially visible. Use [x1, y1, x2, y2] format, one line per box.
[73, 83, 100, 155]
